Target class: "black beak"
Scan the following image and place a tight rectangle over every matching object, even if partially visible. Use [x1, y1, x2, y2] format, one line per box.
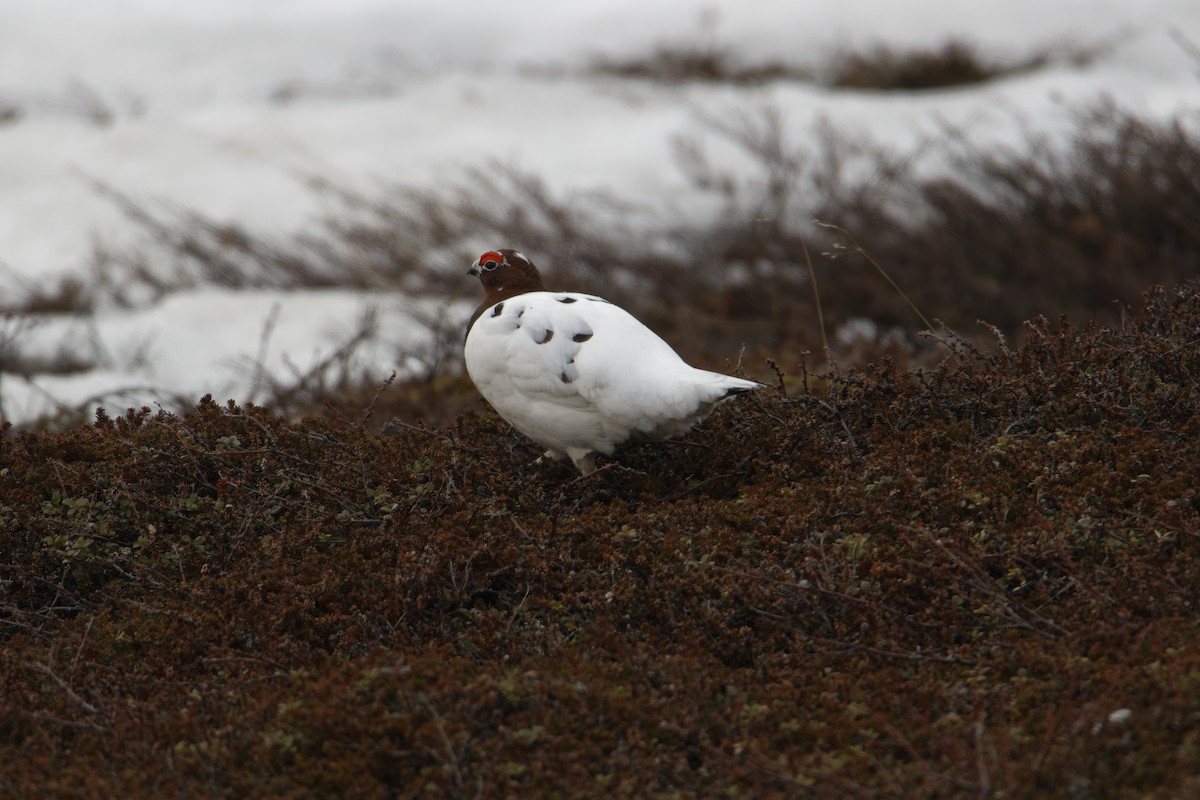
[467, 261, 481, 277]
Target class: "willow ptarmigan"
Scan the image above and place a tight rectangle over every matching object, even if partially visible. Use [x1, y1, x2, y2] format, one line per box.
[463, 249, 763, 474]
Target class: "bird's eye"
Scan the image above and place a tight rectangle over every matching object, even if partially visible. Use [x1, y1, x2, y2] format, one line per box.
[477, 250, 505, 272]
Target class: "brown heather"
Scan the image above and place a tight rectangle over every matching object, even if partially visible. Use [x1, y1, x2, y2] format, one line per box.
[2, 284, 1198, 798]
[2, 43, 1199, 796]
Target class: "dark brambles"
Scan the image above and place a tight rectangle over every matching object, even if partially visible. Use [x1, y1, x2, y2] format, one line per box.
[1, 286, 1198, 797]
[585, 34, 1100, 90]
[588, 45, 808, 86]
[667, 99, 1200, 350]
[580, 9, 810, 86]
[826, 38, 1101, 91]
[7, 96, 1192, 427]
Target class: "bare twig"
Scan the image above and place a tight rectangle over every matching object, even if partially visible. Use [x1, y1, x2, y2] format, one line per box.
[817, 219, 936, 332]
[248, 302, 282, 404]
[27, 663, 104, 719]
[798, 231, 830, 370]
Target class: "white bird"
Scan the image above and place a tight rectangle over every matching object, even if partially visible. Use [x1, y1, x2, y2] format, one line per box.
[463, 249, 764, 474]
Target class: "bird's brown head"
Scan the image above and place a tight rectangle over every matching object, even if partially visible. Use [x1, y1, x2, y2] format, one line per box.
[466, 249, 547, 335]
[467, 249, 545, 300]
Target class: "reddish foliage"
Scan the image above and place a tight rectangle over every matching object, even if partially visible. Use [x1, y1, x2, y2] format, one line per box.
[1, 286, 1198, 797]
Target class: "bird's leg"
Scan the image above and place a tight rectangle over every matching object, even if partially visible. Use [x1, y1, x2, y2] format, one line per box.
[531, 450, 561, 468]
[572, 451, 599, 475]
[565, 460, 626, 487]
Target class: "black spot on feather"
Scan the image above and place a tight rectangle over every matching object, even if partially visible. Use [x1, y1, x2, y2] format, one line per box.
[558, 296, 577, 304]
[572, 332, 593, 343]
[535, 329, 554, 344]
[491, 302, 505, 317]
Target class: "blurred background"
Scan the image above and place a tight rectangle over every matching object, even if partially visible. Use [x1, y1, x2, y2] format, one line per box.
[2, 0, 1198, 427]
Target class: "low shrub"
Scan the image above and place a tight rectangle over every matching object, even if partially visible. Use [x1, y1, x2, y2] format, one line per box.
[1, 286, 1197, 797]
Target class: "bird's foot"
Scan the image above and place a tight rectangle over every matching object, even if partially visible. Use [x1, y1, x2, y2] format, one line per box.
[529, 451, 566, 470]
[566, 462, 618, 486]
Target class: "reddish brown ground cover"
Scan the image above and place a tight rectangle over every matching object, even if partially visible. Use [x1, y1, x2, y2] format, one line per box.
[2, 286, 1198, 798]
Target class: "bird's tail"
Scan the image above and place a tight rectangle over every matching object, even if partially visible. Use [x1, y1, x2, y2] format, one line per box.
[721, 378, 763, 398]
[717, 375, 766, 396]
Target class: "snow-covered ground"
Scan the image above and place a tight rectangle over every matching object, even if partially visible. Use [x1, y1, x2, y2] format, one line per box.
[2, 0, 1199, 423]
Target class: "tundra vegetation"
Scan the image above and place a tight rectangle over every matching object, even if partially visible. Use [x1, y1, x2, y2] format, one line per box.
[2, 40, 1198, 798]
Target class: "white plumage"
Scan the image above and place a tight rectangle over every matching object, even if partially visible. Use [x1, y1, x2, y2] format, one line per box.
[464, 250, 762, 474]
